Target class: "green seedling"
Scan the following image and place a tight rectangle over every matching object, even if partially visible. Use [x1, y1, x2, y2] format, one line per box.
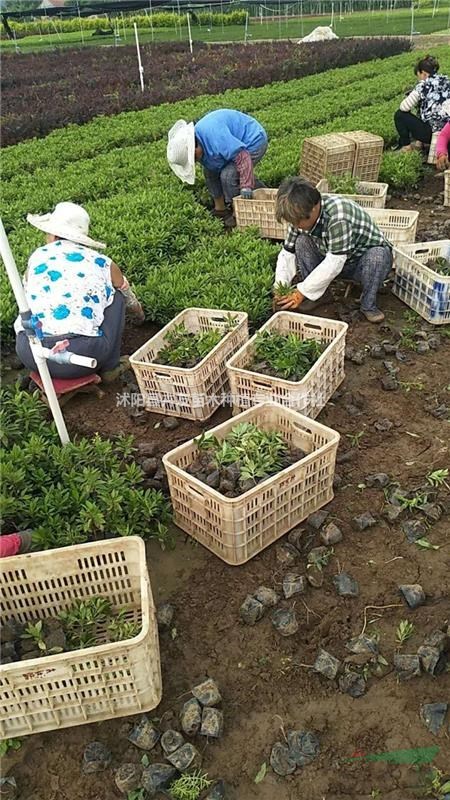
[60, 596, 112, 650]
[395, 620, 415, 647]
[156, 323, 223, 368]
[426, 468, 449, 489]
[21, 620, 47, 652]
[415, 538, 440, 551]
[170, 770, 212, 800]
[327, 172, 358, 194]
[399, 379, 425, 393]
[307, 547, 333, 571]
[273, 281, 296, 300]
[254, 762, 267, 784]
[128, 790, 146, 800]
[426, 256, 450, 276]
[396, 492, 428, 511]
[0, 738, 22, 758]
[346, 431, 365, 448]
[107, 609, 141, 642]
[252, 329, 325, 382]
[423, 767, 450, 798]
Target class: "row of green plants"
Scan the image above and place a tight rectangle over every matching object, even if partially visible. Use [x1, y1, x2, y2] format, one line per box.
[1, 46, 448, 338]
[1, 11, 247, 39]
[0, 386, 171, 550]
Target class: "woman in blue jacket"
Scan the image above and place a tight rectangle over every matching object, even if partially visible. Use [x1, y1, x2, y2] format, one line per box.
[167, 108, 268, 227]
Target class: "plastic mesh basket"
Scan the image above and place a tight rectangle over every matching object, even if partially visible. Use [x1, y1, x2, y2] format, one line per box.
[233, 188, 287, 240]
[316, 179, 388, 208]
[341, 131, 384, 181]
[163, 402, 339, 565]
[366, 208, 419, 244]
[300, 134, 355, 185]
[393, 240, 450, 325]
[130, 308, 248, 421]
[0, 537, 161, 737]
[427, 131, 439, 165]
[226, 312, 348, 418]
[444, 170, 450, 207]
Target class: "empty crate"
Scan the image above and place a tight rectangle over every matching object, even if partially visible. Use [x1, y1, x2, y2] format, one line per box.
[393, 240, 450, 325]
[233, 188, 287, 239]
[226, 312, 348, 418]
[163, 402, 339, 565]
[0, 537, 161, 737]
[367, 208, 419, 244]
[300, 134, 355, 185]
[341, 131, 384, 181]
[130, 308, 248, 421]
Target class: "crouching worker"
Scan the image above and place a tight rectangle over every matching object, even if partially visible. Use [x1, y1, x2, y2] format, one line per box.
[15, 202, 144, 380]
[436, 120, 450, 171]
[274, 177, 392, 323]
[167, 108, 268, 228]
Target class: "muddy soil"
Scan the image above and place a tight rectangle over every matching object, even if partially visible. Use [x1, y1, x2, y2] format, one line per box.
[4, 171, 450, 800]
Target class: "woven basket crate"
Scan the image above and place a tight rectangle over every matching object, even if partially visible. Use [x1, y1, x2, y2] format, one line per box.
[0, 538, 161, 738]
[226, 312, 348, 418]
[393, 240, 450, 325]
[300, 134, 355, 185]
[163, 402, 339, 565]
[341, 131, 384, 181]
[316, 178, 388, 208]
[444, 170, 450, 207]
[233, 188, 287, 240]
[367, 208, 419, 244]
[130, 308, 248, 421]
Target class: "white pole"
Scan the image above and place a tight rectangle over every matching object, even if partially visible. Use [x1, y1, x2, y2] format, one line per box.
[134, 22, 145, 91]
[186, 12, 193, 53]
[0, 219, 70, 446]
[77, 1, 84, 45]
[244, 10, 249, 41]
[260, 5, 263, 23]
[410, 0, 414, 38]
[330, 0, 335, 26]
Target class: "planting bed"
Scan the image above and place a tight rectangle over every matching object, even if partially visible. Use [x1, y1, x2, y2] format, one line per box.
[3, 175, 449, 800]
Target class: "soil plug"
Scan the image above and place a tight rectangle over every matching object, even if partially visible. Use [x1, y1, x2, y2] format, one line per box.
[352, 512, 377, 531]
[423, 629, 448, 651]
[374, 418, 394, 432]
[162, 417, 179, 430]
[288, 527, 306, 551]
[283, 573, 306, 599]
[276, 543, 298, 566]
[420, 702, 448, 735]
[141, 763, 177, 793]
[192, 678, 222, 707]
[180, 698, 202, 736]
[204, 780, 233, 800]
[307, 565, 324, 588]
[128, 716, 160, 750]
[270, 742, 297, 776]
[167, 743, 201, 772]
[381, 374, 399, 391]
[115, 764, 143, 795]
[253, 586, 280, 608]
[346, 635, 379, 656]
[320, 522, 342, 545]
[401, 520, 427, 544]
[82, 741, 112, 774]
[333, 573, 359, 597]
[365, 473, 390, 489]
[141, 458, 158, 476]
[271, 608, 298, 637]
[393, 653, 421, 680]
[287, 730, 320, 767]
[307, 510, 329, 530]
[157, 602, 175, 630]
[0, 777, 17, 800]
[399, 584, 426, 609]
[240, 595, 264, 625]
[421, 502, 442, 523]
[338, 670, 367, 698]
[161, 730, 184, 755]
[417, 645, 448, 675]
[314, 649, 341, 680]
[200, 707, 223, 738]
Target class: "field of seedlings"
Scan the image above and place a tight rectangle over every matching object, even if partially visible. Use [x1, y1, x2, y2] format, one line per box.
[1, 36, 450, 800]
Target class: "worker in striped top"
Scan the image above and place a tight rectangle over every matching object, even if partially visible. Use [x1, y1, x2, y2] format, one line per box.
[394, 54, 450, 152]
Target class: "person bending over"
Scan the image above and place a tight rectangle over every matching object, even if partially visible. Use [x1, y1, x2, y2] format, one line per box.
[274, 177, 393, 324]
[394, 54, 450, 151]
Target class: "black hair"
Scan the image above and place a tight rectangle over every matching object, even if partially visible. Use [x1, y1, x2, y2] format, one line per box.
[415, 54, 439, 76]
[276, 177, 320, 225]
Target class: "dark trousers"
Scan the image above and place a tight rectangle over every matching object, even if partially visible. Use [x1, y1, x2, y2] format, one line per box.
[16, 291, 125, 379]
[203, 141, 268, 204]
[394, 110, 432, 148]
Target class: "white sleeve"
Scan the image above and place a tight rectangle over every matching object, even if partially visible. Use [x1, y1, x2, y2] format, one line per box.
[400, 88, 421, 113]
[297, 253, 347, 301]
[274, 249, 297, 285]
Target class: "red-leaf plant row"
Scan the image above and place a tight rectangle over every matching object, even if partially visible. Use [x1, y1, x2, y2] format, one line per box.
[1, 38, 409, 146]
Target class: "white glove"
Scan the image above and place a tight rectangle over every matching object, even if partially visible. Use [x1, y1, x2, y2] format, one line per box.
[274, 248, 297, 286]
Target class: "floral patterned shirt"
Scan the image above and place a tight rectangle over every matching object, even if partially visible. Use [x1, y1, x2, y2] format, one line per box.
[24, 239, 115, 337]
[417, 73, 450, 131]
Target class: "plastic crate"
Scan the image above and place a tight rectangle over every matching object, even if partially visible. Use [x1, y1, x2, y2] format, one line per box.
[427, 131, 439, 165]
[393, 240, 450, 325]
[444, 170, 450, 207]
[341, 131, 384, 181]
[233, 188, 287, 240]
[162, 402, 339, 565]
[0, 537, 161, 737]
[130, 308, 248, 421]
[226, 312, 348, 418]
[366, 208, 419, 244]
[300, 134, 355, 185]
[316, 178, 388, 208]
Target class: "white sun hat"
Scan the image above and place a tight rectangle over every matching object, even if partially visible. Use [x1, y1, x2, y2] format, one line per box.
[26, 202, 106, 250]
[167, 119, 196, 184]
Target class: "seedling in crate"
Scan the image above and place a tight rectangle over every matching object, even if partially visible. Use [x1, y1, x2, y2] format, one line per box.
[107, 610, 140, 642]
[59, 596, 112, 649]
[170, 770, 212, 800]
[252, 329, 325, 382]
[395, 620, 415, 647]
[327, 172, 359, 194]
[425, 256, 450, 276]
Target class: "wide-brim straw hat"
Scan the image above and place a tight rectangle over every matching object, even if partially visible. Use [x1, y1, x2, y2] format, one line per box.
[167, 119, 196, 184]
[27, 202, 106, 250]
